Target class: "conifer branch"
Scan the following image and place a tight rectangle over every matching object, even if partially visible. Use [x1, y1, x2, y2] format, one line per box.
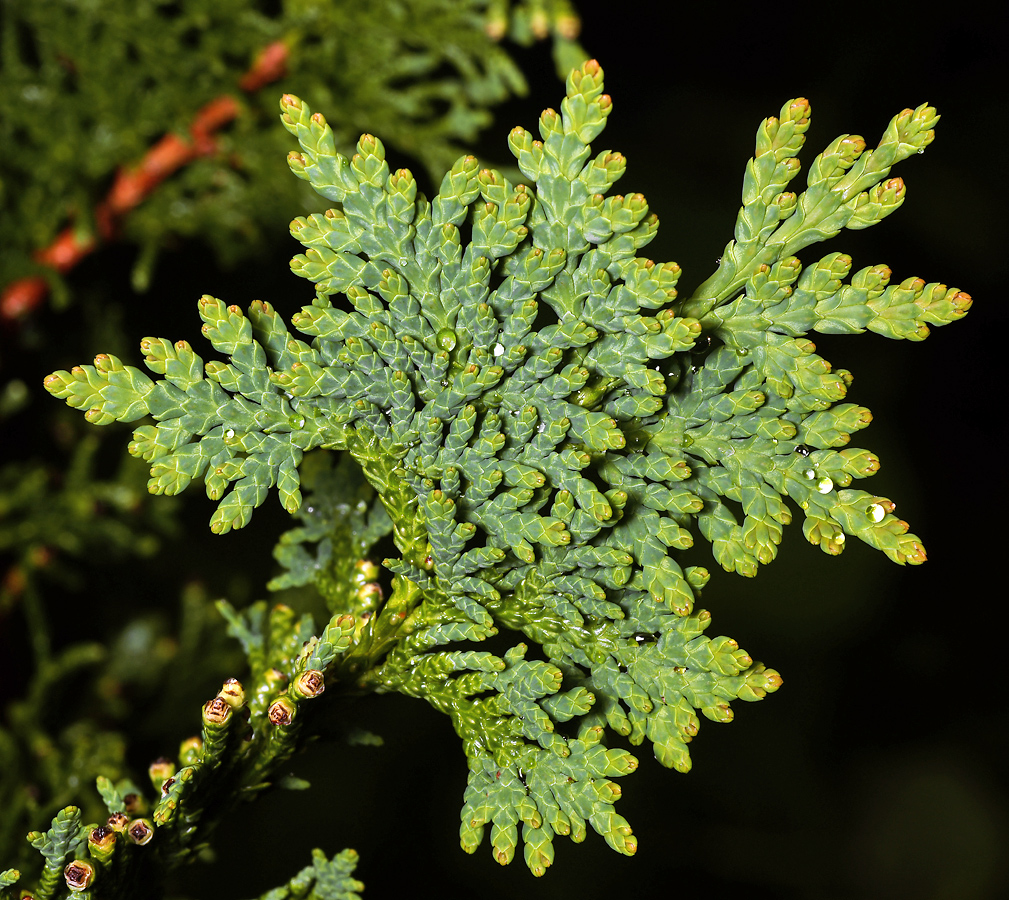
[31, 51, 969, 893]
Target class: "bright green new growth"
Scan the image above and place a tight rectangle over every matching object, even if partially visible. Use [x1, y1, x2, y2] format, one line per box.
[40, 59, 969, 883]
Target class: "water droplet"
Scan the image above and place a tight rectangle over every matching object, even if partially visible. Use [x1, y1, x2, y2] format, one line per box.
[834, 532, 846, 544]
[493, 342, 505, 357]
[399, 257, 408, 266]
[917, 148, 924, 155]
[225, 428, 235, 439]
[803, 467, 815, 480]
[690, 334, 713, 356]
[537, 421, 546, 433]
[794, 444, 812, 457]
[816, 476, 833, 494]
[715, 257, 722, 264]
[437, 327, 457, 352]
[867, 503, 885, 523]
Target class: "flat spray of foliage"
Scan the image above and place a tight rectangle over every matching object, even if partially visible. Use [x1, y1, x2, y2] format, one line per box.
[10, 59, 968, 897]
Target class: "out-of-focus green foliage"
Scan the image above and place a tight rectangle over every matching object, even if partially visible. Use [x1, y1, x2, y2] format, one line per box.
[0, 0, 583, 300]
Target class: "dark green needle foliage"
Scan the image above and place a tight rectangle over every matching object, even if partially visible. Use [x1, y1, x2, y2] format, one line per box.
[24, 58, 969, 895]
[0, 0, 580, 297]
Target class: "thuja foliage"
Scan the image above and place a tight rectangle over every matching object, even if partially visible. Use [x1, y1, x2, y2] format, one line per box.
[11, 58, 969, 896]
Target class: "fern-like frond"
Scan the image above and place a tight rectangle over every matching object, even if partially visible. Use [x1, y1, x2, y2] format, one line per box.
[43, 58, 969, 876]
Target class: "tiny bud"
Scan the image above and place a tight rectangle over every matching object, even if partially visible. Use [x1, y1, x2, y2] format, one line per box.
[556, 14, 580, 39]
[127, 819, 155, 846]
[354, 559, 380, 585]
[106, 812, 129, 833]
[178, 736, 204, 766]
[217, 678, 245, 709]
[148, 757, 175, 791]
[268, 696, 297, 726]
[64, 860, 94, 892]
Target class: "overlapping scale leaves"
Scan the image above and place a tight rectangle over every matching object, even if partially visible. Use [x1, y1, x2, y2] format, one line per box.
[44, 60, 969, 875]
[43, 296, 348, 534]
[274, 61, 785, 870]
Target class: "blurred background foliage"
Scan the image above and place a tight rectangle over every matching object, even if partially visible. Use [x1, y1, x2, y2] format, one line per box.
[1, 1, 1005, 898]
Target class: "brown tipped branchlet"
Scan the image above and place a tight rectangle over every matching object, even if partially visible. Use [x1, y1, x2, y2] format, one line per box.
[105, 812, 129, 834]
[267, 695, 297, 727]
[63, 860, 94, 892]
[153, 765, 195, 826]
[87, 826, 116, 865]
[126, 819, 154, 846]
[147, 757, 175, 793]
[201, 695, 234, 761]
[290, 669, 325, 701]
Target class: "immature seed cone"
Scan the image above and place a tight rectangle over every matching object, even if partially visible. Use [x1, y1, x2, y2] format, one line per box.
[217, 678, 245, 708]
[106, 812, 130, 833]
[267, 696, 297, 726]
[148, 756, 176, 791]
[178, 736, 204, 766]
[64, 860, 94, 892]
[203, 696, 232, 727]
[126, 818, 155, 846]
[87, 825, 116, 864]
[354, 559, 380, 584]
[356, 582, 383, 612]
[292, 669, 325, 700]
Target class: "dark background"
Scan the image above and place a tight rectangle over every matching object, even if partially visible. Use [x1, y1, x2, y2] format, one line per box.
[5, 2, 1006, 898]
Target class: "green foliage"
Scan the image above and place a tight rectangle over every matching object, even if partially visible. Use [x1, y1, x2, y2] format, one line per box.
[251, 848, 363, 900]
[0, 434, 175, 609]
[0, 0, 582, 298]
[26, 52, 969, 897]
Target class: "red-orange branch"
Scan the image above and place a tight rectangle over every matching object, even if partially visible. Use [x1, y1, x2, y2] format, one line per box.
[1, 40, 288, 323]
